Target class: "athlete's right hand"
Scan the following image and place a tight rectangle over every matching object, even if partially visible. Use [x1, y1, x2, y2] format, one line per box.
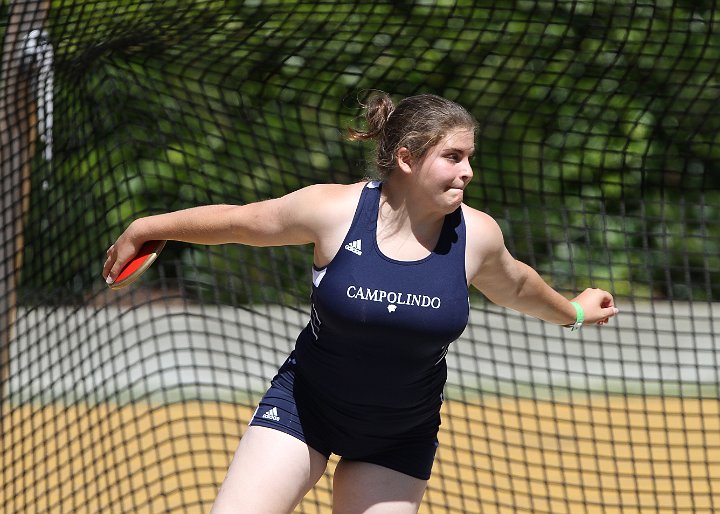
[102, 221, 147, 285]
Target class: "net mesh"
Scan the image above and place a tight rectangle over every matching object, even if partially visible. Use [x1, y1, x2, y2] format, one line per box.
[2, 1, 719, 512]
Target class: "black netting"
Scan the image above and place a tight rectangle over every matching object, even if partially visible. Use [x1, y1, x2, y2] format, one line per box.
[2, 1, 719, 513]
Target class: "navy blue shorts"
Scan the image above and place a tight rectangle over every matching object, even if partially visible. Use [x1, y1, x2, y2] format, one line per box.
[249, 353, 439, 480]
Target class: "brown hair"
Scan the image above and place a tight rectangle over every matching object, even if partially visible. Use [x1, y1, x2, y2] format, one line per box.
[348, 92, 477, 178]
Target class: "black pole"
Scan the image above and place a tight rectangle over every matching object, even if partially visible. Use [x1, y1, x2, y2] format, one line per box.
[0, 0, 50, 421]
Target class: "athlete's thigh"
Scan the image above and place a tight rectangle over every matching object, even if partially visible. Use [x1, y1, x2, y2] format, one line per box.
[211, 426, 328, 514]
[332, 459, 428, 514]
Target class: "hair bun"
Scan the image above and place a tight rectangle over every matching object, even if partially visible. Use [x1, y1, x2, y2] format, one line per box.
[347, 91, 394, 141]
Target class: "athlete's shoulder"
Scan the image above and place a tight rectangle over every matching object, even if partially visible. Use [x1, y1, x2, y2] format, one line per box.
[292, 181, 366, 215]
[296, 182, 371, 266]
[302, 181, 368, 198]
[460, 204, 504, 243]
[461, 204, 508, 278]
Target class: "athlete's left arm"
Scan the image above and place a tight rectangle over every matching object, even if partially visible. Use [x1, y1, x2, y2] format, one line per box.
[464, 206, 618, 327]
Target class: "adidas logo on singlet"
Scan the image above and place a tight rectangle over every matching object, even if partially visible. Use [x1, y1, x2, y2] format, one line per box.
[344, 239, 362, 256]
[261, 407, 280, 422]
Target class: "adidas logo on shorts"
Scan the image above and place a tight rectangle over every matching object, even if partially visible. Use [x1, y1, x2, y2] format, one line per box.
[261, 407, 281, 422]
[344, 239, 362, 255]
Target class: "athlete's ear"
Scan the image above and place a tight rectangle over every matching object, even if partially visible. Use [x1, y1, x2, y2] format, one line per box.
[397, 147, 413, 174]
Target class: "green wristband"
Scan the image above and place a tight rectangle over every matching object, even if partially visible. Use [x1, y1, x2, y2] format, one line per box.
[569, 301, 584, 331]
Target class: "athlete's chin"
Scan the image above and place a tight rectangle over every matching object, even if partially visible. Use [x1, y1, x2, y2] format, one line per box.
[444, 189, 464, 209]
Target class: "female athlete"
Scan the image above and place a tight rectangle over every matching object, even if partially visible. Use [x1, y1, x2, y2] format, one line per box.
[103, 92, 618, 514]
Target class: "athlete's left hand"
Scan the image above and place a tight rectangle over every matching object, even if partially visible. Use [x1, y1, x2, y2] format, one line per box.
[571, 288, 619, 326]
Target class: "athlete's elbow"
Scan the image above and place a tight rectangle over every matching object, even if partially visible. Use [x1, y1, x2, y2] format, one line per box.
[486, 262, 532, 308]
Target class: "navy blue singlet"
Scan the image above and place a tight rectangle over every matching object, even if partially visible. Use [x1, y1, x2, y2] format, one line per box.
[250, 181, 470, 478]
[289, 181, 470, 455]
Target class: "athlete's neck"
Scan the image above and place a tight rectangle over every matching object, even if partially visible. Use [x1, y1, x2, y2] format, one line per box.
[377, 182, 445, 260]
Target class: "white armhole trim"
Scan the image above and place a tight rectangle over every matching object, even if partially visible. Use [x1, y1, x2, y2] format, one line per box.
[312, 266, 327, 287]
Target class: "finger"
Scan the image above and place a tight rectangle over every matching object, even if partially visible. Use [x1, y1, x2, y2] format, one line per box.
[105, 258, 126, 285]
[595, 306, 619, 326]
[600, 292, 616, 309]
[102, 252, 115, 280]
[102, 241, 118, 271]
[103, 248, 128, 285]
[596, 307, 619, 322]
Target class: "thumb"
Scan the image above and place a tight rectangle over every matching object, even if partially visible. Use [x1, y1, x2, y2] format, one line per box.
[596, 306, 619, 324]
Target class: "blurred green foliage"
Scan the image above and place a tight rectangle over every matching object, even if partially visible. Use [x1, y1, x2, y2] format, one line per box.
[8, 0, 719, 303]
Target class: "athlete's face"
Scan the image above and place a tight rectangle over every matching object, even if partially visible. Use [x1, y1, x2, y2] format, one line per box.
[412, 129, 475, 212]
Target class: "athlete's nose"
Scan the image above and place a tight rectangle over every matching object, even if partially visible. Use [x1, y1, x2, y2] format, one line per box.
[460, 157, 474, 184]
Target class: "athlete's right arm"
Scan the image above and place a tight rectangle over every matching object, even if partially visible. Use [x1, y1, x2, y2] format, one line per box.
[103, 183, 352, 283]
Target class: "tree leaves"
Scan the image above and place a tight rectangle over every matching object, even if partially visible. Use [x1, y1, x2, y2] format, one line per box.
[14, 0, 719, 301]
